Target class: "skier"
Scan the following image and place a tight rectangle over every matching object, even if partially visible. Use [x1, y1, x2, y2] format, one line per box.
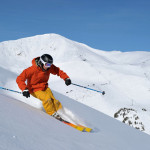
[16, 54, 71, 120]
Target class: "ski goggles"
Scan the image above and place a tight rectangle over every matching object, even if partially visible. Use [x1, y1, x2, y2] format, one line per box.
[40, 57, 52, 68]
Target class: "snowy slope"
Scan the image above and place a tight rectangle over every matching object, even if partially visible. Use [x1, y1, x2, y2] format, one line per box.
[0, 93, 150, 150]
[0, 33, 150, 135]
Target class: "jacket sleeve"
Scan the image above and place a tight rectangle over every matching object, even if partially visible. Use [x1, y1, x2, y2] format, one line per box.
[50, 65, 69, 80]
[16, 67, 33, 91]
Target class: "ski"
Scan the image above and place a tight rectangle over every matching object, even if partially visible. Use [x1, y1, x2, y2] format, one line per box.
[52, 116, 92, 132]
[62, 120, 85, 132]
[62, 120, 93, 132]
[77, 124, 92, 132]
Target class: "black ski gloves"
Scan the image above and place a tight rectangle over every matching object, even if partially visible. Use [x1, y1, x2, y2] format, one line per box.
[23, 89, 30, 98]
[65, 78, 71, 86]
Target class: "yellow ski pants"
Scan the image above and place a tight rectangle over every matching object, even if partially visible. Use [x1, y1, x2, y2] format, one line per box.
[31, 88, 62, 115]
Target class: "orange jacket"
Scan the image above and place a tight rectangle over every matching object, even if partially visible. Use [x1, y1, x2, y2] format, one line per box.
[16, 57, 69, 93]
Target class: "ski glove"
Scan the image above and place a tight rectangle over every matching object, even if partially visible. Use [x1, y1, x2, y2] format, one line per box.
[23, 89, 30, 98]
[65, 78, 71, 86]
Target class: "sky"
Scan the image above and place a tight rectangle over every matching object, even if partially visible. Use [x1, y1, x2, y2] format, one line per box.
[0, 0, 150, 52]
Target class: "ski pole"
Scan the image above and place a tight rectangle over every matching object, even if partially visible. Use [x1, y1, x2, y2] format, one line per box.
[71, 83, 105, 95]
[0, 86, 22, 94]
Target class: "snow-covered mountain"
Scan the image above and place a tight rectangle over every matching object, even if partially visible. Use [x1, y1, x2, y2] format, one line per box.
[0, 33, 150, 141]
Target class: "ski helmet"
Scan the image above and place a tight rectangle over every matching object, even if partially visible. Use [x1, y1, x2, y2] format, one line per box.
[39, 54, 53, 68]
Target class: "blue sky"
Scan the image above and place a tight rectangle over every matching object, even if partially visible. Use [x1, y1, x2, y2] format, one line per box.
[0, 0, 150, 52]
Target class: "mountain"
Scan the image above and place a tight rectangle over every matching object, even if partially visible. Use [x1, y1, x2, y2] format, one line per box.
[0, 33, 150, 136]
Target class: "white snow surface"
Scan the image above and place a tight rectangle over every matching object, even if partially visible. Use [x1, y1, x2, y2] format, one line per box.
[0, 33, 150, 149]
[0, 92, 150, 150]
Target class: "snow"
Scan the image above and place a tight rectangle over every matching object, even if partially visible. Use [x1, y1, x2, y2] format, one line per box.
[0, 93, 150, 150]
[0, 33, 150, 149]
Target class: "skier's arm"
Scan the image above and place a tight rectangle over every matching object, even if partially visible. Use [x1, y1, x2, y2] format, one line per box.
[50, 64, 69, 80]
[16, 67, 32, 91]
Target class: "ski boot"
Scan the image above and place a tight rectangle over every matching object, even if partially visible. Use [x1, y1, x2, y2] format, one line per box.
[52, 112, 63, 121]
